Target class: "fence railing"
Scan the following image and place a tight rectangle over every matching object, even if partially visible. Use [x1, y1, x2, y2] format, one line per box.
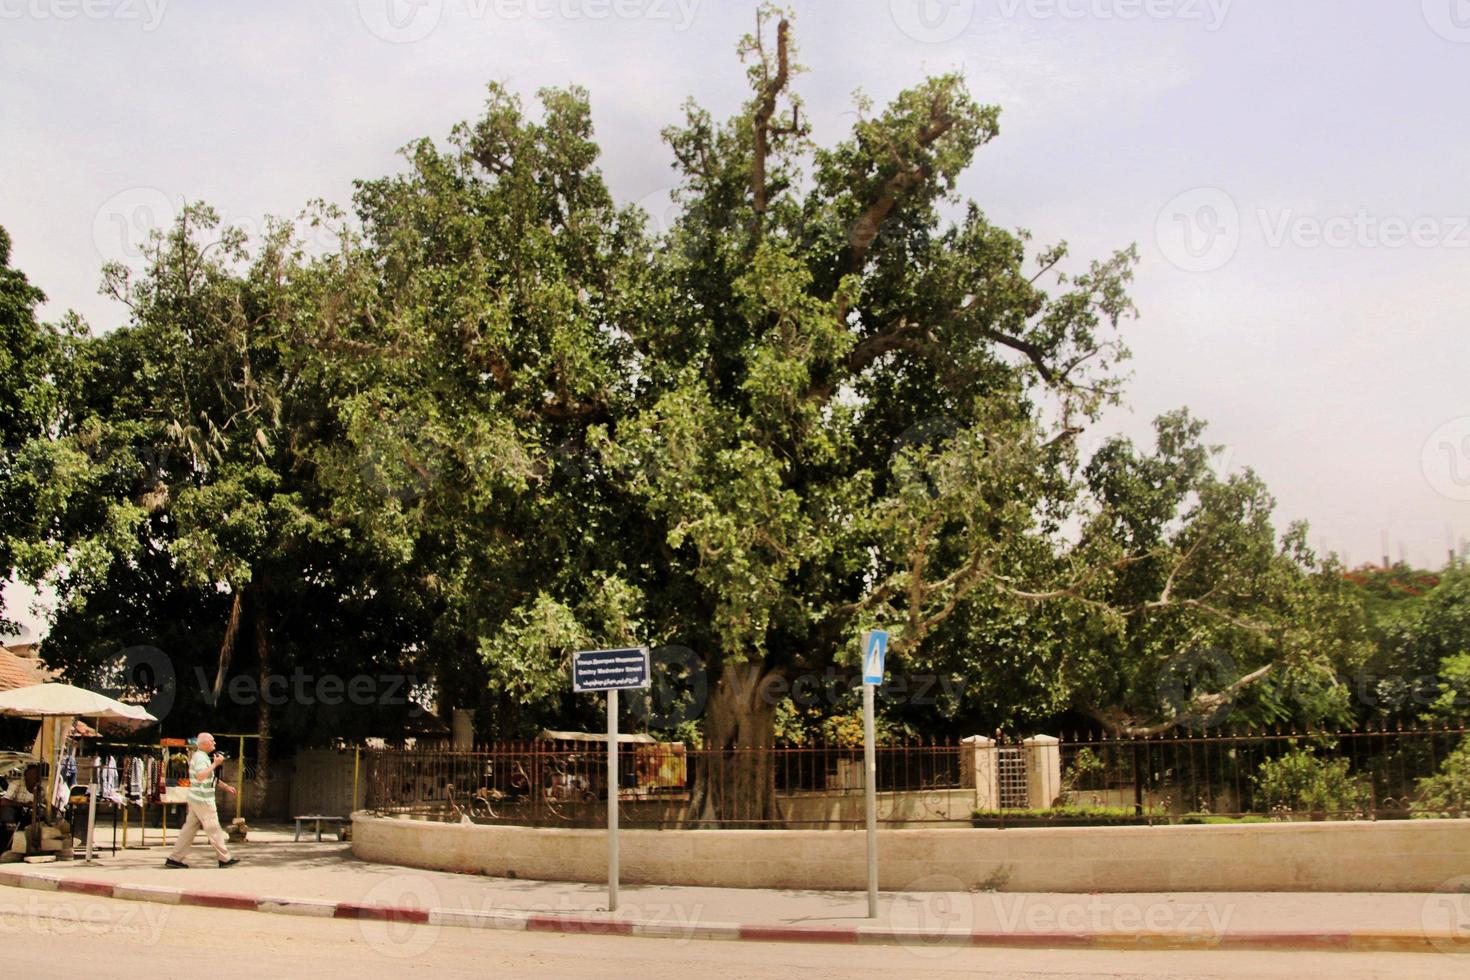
[361, 722, 1468, 829]
[1056, 722, 1468, 821]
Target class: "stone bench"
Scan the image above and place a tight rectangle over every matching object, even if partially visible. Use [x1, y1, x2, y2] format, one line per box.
[293, 814, 349, 842]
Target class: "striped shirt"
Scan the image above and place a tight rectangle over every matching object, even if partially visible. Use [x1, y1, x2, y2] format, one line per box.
[187, 750, 217, 806]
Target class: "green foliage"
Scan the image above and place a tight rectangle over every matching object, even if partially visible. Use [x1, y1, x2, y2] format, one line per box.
[1412, 740, 1470, 816]
[972, 805, 1159, 825]
[2, 10, 1403, 765]
[1355, 561, 1470, 723]
[0, 225, 61, 633]
[1426, 652, 1470, 721]
[1254, 746, 1368, 815]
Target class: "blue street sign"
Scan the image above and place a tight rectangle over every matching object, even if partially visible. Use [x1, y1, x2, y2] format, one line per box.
[861, 630, 888, 686]
[572, 647, 652, 693]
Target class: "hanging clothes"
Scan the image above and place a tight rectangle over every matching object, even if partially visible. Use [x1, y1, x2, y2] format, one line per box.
[101, 756, 121, 804]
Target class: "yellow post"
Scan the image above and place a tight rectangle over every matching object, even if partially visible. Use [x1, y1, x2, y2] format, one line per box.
[235, 735, 245, 823]
[352, 747, 361, 815]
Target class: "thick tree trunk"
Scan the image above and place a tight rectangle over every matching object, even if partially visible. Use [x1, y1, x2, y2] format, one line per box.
[688, 661, 782, 828]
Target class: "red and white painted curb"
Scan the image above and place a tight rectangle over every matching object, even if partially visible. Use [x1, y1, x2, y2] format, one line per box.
[0, 868, 1464, 953]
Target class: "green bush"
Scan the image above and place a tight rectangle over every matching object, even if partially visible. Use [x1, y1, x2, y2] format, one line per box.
[1412, 742, 1470, 817]
[1253, 748, 1368, 815]
[971, 805, 1160, 826]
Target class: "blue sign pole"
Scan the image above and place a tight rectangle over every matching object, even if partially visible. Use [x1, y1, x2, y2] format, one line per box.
[861, 629, 888, 919]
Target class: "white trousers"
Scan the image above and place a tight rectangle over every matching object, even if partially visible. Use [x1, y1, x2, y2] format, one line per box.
[169, 800, 231, 863]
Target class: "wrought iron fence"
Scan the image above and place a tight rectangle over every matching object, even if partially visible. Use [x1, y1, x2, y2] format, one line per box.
[363, 737, 972, 827]
[361, 722, 1469, 829]
[1056, 721, 1469, 822]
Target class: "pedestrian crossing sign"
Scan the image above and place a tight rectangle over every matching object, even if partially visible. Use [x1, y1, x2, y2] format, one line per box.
[861, 630, 888, 686]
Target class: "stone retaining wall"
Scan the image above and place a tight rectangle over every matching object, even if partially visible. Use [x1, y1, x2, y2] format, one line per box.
[351, 812, 1470, 892]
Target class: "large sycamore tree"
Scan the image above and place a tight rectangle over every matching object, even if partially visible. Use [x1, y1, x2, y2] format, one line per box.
[7, 7, 1367, 824]
[301, 8, 1364, 822]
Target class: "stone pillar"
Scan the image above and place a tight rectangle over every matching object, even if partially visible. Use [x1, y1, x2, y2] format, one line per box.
[961, 735, 1000, 811]
[451, 709, 477, 751]
[1023, 735, 1062, 810]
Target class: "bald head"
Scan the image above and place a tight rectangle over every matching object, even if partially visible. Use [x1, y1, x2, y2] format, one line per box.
[197, 732, 216, 752]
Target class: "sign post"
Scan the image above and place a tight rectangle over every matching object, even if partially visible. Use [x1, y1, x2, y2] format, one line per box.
[861, 629, 888, 919]
[572, 646, 651, 913]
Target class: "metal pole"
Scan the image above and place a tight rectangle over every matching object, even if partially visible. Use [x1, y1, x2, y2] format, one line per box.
[235, 735, 245, 823]
[352, 747, 361, 814]
[85, 762, 98, 863]
[863, 680, 878, 919]
[607, 688, 619, 913]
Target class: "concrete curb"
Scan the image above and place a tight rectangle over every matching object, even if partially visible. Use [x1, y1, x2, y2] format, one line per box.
[0, 868, 1465, 954]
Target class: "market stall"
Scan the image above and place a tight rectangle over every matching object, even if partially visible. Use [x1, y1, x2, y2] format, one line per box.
[0, 683, 157, 862]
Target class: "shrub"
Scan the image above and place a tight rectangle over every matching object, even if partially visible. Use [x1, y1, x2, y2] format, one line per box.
[1253, 748, 1368, 816]
[1412, 741, 1470, 817]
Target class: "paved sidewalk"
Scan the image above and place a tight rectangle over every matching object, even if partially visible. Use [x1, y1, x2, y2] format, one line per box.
[2, 827, 1468, 954]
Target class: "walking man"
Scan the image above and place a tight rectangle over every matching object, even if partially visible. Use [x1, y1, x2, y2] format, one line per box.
[165, 732, 239, 868]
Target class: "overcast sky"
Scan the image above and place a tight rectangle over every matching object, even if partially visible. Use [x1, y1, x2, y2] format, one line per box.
[2, 0, 1467, 637]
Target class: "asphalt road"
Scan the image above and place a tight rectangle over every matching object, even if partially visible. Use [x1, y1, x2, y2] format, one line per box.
[3, 889, 1465, 979]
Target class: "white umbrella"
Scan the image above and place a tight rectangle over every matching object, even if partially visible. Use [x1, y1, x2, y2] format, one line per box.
[0, 683, 157, 722]
[0, 683, 157, 861]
